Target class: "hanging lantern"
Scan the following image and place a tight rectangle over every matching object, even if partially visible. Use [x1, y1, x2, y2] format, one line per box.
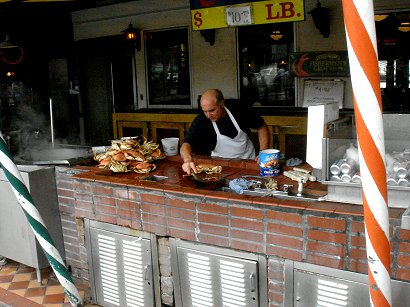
[122, 23, 141, 51]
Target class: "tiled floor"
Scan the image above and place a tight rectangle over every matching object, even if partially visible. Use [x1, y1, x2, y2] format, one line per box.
[0, 260, 95, 307]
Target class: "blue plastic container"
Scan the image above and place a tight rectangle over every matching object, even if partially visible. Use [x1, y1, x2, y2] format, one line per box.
[260, 149, 280, 176]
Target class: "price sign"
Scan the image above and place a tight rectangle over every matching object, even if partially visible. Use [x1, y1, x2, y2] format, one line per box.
[225, 6, 252, 27]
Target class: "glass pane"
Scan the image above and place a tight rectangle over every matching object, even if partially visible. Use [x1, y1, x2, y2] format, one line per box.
[376, 11, 410, 111]
[238, 23, 294, 107]
[146, 28, 191, 106]
[111, 56, 136, 111]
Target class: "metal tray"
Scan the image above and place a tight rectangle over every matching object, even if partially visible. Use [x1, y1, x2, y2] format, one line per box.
[323, 180, 410, 208]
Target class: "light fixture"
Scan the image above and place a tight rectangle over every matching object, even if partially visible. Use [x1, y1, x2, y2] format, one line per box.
[398, 22, 410, 32]
[374, 14, 388, 22]
[0, 35, 24, 64]
[308, 0, 331, 38]
[122, 23, 141, 51]
[270, 30, 283, 40]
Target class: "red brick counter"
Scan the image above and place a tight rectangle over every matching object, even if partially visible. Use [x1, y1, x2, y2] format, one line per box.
[55, 156, 409, 306]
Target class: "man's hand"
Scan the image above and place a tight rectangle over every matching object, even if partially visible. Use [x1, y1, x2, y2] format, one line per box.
[180, 142, 197, 175]
[182, 161, 197, 175]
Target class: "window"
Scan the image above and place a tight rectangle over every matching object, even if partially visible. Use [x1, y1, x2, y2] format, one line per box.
[238, 23, 294, 107]
[376, 11, 410, 111]
[146, 28, 191, 107]
[111, 56, 137, 111]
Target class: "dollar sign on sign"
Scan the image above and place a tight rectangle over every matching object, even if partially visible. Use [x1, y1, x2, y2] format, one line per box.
[194, 11, 203, 28]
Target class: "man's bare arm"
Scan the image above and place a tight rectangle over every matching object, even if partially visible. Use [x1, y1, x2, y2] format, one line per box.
[255, 123, 270, 162]
[258, 123, 270, 151]
[180, 142, 197, 175]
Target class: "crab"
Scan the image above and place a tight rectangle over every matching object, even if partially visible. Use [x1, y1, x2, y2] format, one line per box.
[123, 150, 146, 161]
[107, 161, 129, 173]
[94, 135, 164, 172]
[112, 151, 128, 162]
[131, 161, 157, 174]
[98, 157, 113, 167]
[195, 164, 222, 174]
[150, 148, 166, 160]
[94, 152, 109, 162]
[140, 138, 160, 155]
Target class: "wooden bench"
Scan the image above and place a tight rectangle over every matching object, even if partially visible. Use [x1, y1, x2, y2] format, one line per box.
[113, 112, 307, 158]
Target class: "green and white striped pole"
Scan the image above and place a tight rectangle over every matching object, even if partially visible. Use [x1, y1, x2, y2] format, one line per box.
[0, 132, 82, 306]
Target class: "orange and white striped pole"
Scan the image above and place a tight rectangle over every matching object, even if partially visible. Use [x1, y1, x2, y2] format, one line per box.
[341, 1, 391, 306]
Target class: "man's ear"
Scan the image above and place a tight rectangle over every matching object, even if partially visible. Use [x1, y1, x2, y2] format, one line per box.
[220, 100, 225, 108]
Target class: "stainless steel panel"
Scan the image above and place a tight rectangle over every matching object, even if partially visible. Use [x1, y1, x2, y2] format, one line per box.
[86, 220, 160, 307]
[402, 205, 410, 230]
[171, 239, 267, 307]
[294, 270, 367, 306]
[0, 165, 65, 269]
[285, 260, 410, 307]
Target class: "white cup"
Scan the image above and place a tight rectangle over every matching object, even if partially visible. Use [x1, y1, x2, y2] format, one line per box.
[161, 137, 179, 156]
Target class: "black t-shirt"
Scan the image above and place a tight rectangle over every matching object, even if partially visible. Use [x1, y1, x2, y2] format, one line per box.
[184, 99, 265, 154]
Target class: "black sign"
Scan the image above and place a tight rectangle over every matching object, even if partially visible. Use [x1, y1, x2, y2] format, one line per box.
[289, 51, 350, 78]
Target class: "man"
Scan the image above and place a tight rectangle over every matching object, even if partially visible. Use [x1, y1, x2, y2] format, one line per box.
[181, 89, 270, 175]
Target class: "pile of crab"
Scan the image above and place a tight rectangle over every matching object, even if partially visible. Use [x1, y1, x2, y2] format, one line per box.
[94, 136, 166, 173]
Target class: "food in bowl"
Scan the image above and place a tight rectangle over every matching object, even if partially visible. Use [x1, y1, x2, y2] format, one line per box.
[195, 164, 222, 174]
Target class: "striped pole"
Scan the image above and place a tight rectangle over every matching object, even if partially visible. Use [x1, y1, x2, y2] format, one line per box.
[341, 1, 391, 306]
[0, 132, 82, 306]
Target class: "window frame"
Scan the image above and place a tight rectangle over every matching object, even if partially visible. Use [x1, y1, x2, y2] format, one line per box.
[145, 27, 192, 109]
[236, 22, 296, 108]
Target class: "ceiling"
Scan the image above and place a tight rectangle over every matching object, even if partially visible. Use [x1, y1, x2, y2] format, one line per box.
[0, 0, 136, 10]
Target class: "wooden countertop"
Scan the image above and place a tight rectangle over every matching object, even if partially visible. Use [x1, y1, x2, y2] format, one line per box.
[71, 155, 404, 220]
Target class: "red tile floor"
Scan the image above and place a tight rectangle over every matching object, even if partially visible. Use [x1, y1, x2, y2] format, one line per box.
[0, 259, 96, 306]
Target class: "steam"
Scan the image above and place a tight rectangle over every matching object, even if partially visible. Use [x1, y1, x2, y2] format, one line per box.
[10, 103, 52, 156]
[1, 78, 86, 163]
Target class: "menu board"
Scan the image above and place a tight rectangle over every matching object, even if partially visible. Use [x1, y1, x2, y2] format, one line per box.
[302, 79, 345, 108]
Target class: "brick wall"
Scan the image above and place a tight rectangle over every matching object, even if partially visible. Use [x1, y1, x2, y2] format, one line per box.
[55, 166, 409, 306]
[56, 167, 90, 283]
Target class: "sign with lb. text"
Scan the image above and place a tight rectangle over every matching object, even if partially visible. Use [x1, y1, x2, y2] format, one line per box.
[190, 0, 305, 30]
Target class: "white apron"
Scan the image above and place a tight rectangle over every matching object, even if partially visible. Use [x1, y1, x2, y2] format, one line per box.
[211, 107, 255, 159]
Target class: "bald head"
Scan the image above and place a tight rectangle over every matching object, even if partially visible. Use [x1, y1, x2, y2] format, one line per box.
[201, 89, 224, 105]
[200, 89, 226, 122]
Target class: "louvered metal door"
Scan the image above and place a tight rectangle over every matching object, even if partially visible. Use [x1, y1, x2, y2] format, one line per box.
[285, 260, 410, 307]
[89, 227, 155, 307]
[176, 247, 260, 307]
[293, 270, 367, 307]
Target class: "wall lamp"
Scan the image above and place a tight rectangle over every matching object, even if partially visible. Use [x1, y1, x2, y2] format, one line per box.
[398, 22, 410, 32]
[122, 23, 141, 51]
[270, 30, 283, 40]
[308, 0, 331, 38]
[0, 35, 24, 64]
[375, 14, 389, 22]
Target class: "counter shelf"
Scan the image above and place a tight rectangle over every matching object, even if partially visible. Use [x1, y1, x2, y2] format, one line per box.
[71, 156, 329, 209]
